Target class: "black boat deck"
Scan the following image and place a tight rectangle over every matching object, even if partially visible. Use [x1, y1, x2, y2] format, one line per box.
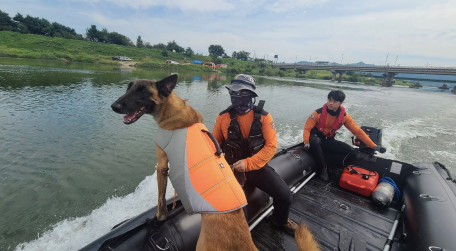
[252, 178, 402, 251]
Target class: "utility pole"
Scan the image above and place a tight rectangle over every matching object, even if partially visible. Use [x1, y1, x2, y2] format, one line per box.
[394, 55, 398, 66]
[341, 54, 344, 65]
[295, 55, 298, 64]
[385, 53, 389, 66]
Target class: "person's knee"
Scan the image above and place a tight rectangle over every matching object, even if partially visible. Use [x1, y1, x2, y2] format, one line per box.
[274, 189, 292, 205]
[309, 134, 321, 146]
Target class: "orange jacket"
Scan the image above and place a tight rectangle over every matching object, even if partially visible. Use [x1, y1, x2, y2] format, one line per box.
[155, 123, 247, 214]
[213, 110, 277, 172]
[303, 107, 376, 148]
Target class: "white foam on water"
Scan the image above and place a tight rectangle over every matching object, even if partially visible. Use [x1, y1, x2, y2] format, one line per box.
[15, 173, 175, 251]
[276, 124, 303, 148]
[429, 151, 456, 165]
[379, 115, 454, 160]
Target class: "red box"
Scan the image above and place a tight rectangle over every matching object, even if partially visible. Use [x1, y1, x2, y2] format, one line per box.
[339, 165, 379, 197]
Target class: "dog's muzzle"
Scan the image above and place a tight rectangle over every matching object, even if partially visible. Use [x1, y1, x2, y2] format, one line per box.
[111, 103, 124, 113]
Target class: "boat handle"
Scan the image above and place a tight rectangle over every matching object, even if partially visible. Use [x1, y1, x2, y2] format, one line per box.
[420, 194, 436, 200]
[155, 237, 170, 250]
[413, 171, 432, 175]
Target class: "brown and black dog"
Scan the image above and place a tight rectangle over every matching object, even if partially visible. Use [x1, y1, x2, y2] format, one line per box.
[111, 74, 320, 251]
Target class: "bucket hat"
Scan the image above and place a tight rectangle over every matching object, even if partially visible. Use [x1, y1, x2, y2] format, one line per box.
[225, 74, 258, 97]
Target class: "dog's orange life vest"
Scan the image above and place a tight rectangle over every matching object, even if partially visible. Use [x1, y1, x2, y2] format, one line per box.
[155, 123, 247, 214]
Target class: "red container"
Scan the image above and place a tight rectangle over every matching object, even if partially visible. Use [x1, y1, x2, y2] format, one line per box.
[339, 165, 379, 197]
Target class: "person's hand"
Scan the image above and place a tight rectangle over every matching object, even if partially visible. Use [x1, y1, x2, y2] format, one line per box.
[373, 145, 386, 153]
[232, 160, 246, 172]
[304, 142, 310, 151]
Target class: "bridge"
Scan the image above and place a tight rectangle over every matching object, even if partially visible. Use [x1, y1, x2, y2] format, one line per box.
[276, 64, 456, 86]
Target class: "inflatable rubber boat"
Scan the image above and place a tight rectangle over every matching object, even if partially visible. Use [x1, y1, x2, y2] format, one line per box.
[80, 128, 456, 251]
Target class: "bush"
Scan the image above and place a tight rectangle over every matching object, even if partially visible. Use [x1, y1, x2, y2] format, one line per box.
[263, 68, 275, 76]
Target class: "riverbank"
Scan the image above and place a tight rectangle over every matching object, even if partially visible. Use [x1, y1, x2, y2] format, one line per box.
[0, 31, 411, 86]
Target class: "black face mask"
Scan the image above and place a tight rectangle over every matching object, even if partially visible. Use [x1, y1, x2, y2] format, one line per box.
[230, 93, 255, 115]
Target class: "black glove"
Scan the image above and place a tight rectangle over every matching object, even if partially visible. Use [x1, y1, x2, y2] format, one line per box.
[304, 142, 310, 151]
[373, 145, 386, 153]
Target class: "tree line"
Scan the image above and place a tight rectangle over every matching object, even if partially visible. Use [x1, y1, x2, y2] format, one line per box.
[0, 9, 255, 61]
[0, 10, 83, 40]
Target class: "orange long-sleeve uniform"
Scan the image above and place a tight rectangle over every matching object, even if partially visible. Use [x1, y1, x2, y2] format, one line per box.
[213, 110, 277, 172]
[303, 108, 376, 148]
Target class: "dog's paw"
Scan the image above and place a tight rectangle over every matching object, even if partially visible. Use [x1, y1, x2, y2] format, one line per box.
[155, 212, 168, 221]
[153, 216, 167, 226]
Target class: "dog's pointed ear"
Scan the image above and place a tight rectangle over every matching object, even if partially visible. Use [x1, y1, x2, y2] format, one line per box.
[156, 74, 178, 97]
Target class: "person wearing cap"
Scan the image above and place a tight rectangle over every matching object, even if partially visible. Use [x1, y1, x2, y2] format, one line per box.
[212, 74, 298, 235]
[303, 90, 386, 181]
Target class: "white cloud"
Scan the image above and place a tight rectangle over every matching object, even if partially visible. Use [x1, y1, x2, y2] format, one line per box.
[264, 0, 329, 13]
[3, 0, 456, 66]
[79, 0, 236, 11]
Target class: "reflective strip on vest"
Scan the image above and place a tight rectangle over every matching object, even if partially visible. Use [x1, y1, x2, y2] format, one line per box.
[155, 123, 247, 214]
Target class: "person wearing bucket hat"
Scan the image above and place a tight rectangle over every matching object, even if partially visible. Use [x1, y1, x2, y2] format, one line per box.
[224, 74, 258, 115]
[212, 74, 298, 235]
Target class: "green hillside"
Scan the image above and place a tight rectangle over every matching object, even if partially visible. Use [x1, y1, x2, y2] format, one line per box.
[0, 31, 205, 64]
[0, 31, 277, 74]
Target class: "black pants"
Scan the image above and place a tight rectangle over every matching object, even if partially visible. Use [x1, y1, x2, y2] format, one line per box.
[245, 164, 292, 225]
[309, 134, 354, 171]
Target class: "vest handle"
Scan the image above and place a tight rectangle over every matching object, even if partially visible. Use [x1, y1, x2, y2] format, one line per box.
[201, 130, 222, 157]
[253, 100, 265, 119]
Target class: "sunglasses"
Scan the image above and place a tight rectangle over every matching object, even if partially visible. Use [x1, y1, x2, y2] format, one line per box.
[228, 90, 250, 96]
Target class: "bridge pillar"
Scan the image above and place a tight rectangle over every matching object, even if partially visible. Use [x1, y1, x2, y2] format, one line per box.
[296, 69, 308, 74]
[331, 70, 346, 82]
[337, 71, 345, 83]
[381, 72, 397, 87]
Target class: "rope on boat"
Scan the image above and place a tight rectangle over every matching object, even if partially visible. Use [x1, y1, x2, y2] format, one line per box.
[379, 177, 401, 201]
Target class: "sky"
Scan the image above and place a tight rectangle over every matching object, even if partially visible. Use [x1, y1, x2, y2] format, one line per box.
[2, 0, 456, 67]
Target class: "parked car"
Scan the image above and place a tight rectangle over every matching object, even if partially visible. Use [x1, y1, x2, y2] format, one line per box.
[203, 62, 215, 68]
[112, 56, 132, 61]
[215, 64, 227, 68]
[166, 60, 179, 64]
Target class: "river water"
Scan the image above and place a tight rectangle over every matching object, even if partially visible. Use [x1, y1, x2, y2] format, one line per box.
[1, 58, 455, 250]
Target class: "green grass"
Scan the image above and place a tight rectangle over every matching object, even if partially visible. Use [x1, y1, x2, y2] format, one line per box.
[0, 31, 210, 65]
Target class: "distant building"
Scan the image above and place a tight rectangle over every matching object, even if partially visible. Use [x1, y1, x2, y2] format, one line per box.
[315, 61, 330, 65]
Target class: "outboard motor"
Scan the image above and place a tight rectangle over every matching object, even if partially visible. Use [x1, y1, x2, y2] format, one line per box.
[352, 126, 382, 155]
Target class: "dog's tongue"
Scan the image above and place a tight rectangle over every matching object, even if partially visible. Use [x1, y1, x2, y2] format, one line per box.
[123, 112, 137, 124]
[123, 107, 146, 124]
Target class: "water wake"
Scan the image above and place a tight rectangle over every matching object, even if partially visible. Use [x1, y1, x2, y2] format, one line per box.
[15, 173, 175, 251]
